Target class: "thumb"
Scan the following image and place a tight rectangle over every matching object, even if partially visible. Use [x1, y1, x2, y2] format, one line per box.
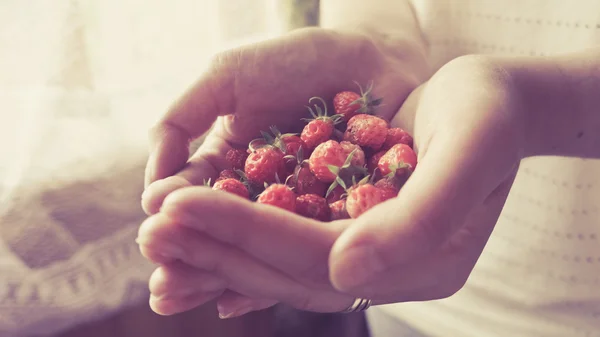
[329, 117, 521, 292]
[145, 56, 235, 187]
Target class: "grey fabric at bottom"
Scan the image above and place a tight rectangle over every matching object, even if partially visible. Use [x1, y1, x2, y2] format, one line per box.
[366, 307, 429, 337]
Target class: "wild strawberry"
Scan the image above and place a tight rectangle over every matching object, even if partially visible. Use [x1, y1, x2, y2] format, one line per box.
[333, 82, 383, 121]
[289, 162, 328, 196]
[343, 114, 388, 151]
[329, 200, 349, 220]
[226, 148, 249, 170]
[251, 126, 307, 156]
[215, 169, 239, 182]
[324, 145, 369, 201]
[340, 141, 366, 167]
[251, 126, 308, 176]
[295, 194, 330, 221]
[300, 97, 343, 150]
[383, 128, 413, 150]
[308, 140, 346, 183]
[257, 184, 296, 212]
[367, 150, 386, 174]
[211, 178, 249, 199]
[262, 126, 307, 157]
[374, 176, 403, 201]
[282, 134, 306, 159]
[345, 182, 385, 219]
[245, 146, 286, 185]
[326, 185, 346, 204]
[378, 144, 417, 177]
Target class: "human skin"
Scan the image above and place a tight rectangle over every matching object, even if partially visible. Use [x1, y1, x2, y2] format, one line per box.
[137, 0, 600, 318]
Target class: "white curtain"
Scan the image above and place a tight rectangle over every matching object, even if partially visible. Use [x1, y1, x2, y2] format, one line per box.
[0, 0, 308, 335]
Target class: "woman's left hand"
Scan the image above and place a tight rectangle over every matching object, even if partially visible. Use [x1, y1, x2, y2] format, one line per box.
[137, 55, 528, 318]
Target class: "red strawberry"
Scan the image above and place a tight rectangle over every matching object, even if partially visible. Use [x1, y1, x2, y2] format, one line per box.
[367, 150, 386, 174]
[308, 140, 346, 183]
[282, 134, 306, 158]
[326, 185, 346, 204]
[289, 163, 328, 196]
[226, 148, 249, 170]
[257, 184, 296, 212]
[250, 126, 308, 177]
[333, 91, 361, 121]
[374, 176, 403, 201]
[343, 114, 388, 151]
[216, 169, 239, 182]
[295, 194, 331, 221]
[265, 126, 307, 157]
[245, 146, 286, 185]
[383, 128, 413, 150]
[329, 199, 350, 220]
[301, 97, 343, 150]
[212, 178, 249, 199]
[324, 145, 369, 202]
[333, 82, 383, 121]
[378, 144, 417, 177]
[345, 183, 385, 219]
[340, 141, 366, 167]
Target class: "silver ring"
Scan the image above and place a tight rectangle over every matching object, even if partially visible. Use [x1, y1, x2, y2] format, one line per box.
[340, 298, 372, 313]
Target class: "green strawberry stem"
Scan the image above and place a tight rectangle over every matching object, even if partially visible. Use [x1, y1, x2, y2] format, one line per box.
[351, 80, 384, 114]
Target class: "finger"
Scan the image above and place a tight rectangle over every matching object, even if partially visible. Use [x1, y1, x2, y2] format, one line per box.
[339, 177, 515, 299]
[149, 262, 227, 299]
[215, 291, 278, 319]
[150, 290, 223, 316]
[137, 212, 353, 312]
[145, 57, 236, 187]
[160, 185, 349, 285]
[142, 176, 194, 215]
[141, 131, 229, 215]
[329, 99, 521, 291]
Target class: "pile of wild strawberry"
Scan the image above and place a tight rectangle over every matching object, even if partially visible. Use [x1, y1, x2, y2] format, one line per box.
[207, 83, 417, 221]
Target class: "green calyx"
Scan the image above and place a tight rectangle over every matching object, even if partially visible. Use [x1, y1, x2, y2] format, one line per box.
[302, 96, 344, 125]
[249, 125, 298, 154]
[325, 148, 368, 198]
[350, 81, 384, 115]
[283, 145, 306, 167]
[387, 161, 412, 177]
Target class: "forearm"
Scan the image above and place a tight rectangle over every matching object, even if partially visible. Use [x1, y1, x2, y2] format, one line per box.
[496, 49, 600, 159]
[320, 0, 431, 83]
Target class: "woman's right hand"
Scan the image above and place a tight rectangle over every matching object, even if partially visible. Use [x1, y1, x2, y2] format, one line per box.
[141, 27, 429, 215]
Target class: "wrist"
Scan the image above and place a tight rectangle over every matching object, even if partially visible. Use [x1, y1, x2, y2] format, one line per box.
[495, 52, 600, 159]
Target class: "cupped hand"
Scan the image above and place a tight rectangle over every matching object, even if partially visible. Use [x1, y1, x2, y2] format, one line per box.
[138, 55, 529, 318]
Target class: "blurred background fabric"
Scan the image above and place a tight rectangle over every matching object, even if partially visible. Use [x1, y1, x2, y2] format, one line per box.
[0, 0, 319, 336]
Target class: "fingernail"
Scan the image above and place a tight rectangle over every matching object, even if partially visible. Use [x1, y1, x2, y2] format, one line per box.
[334, 244, 387, 290]
[136, 236, 185, 260]
[218, 306, 254, 319]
